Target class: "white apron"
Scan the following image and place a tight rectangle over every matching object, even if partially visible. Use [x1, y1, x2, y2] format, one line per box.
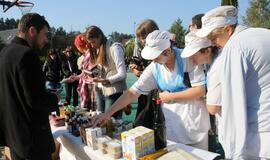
[162, 99, 209, 148]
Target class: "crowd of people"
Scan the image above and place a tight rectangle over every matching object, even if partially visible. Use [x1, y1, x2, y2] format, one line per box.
[0, 5, 270, 160]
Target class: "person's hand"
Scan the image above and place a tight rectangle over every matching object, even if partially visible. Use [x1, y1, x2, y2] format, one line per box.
[91, 112, 111, 127]
[130, 64, 143, 76]
[159, 91, 172, 103]
[65, 77, 75, 83]
[83, 75, 93, 83]
[65, 75, 77, 83]
[129, 63, 139, 70]
[131, 68, 143, 77]
[130, 64, 143, 71]
[93, 77, 110, 85]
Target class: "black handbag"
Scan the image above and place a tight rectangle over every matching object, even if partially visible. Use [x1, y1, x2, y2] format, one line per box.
[133, 90, 167, 150]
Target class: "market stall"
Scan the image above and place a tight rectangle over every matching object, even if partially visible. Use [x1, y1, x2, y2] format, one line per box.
[51, 126, 219, 160]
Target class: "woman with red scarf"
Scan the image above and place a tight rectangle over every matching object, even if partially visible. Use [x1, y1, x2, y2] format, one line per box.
[74, 34, 97, 110]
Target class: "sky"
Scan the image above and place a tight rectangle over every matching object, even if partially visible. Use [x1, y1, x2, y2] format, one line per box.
[1, 0, 249, 36]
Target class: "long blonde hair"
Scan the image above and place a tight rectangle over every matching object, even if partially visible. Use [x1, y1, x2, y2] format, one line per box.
[85, 26, 107, 66]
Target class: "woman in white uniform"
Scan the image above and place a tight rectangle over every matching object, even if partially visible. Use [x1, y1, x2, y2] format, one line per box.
[92, 30, 210, 150]
[181, 32, 224, 153]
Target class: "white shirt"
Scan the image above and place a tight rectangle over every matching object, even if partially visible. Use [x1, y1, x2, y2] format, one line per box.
[220, 25, 270, 159]
[206, 53, 222, 106]
[206, 52, 223, 141]
[132, 57, 205, 94]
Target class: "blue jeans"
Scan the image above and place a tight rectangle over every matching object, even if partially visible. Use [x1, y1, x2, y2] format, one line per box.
[95, 87, 123, 120]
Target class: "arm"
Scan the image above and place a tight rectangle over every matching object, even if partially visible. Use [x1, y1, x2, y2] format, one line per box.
[159, 85, 205, 103]
[107, 45, 127, 83]
[92, 88, 140, 126]
[92, 63, 157, 126]
[130, 63, 143, 77]
[61, 59, 72, 77]
[207, 104, 221, 115]
[160, 60, 206, 103]
[42, 61, 48, 80]
[42, 60, 48, 73]
[19, 50, 58, 113]
[206, 57, 222, 115]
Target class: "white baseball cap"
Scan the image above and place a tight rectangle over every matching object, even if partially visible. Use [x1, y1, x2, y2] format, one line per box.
[141, 30, 171, 60]
[196, 5, 238, 37]
[181, 32, 212, 58]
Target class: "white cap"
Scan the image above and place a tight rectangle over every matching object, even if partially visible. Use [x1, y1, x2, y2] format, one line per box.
[196, 6, 238, 37]
[141, 30, 171, 60]
[181, 32, 212, 58]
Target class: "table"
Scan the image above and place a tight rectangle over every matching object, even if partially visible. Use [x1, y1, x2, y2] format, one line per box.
[52, 126, 113, 160]
[51, 126, 219, 160]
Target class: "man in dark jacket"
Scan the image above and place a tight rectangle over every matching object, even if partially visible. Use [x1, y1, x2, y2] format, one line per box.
[43, 49, 62, 91]
[0, 13, 58, 160]
[61, 46, 80, 106]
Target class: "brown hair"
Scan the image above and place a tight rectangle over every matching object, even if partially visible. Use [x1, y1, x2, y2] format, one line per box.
[191, 14, 204, 29]
[46, 49, 57, 61]
[199, 46, 218, 61]
[85, 26, 107, 66]
[19, 13, 49, 33]
[136, 19, 159, 38]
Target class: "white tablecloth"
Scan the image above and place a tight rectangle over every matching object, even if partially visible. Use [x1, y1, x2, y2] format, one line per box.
[51, 126, 113, 160]
[51, 126, 219, 160]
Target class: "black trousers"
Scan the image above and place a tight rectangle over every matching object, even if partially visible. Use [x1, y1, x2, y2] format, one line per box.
[10, 149, 51, 160]
[65, 81, 79, 106]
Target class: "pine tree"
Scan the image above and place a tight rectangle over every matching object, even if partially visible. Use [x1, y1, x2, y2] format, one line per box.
[242, 0, 270, 28]
[169, 18, 186, 49]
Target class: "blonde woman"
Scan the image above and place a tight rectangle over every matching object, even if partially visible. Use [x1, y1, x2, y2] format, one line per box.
[85, 26, 127, 119]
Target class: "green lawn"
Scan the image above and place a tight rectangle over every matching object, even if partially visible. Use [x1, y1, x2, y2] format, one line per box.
[122, 72, 138, 122]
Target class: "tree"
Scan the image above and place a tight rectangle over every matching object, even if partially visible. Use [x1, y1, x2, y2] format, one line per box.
[50, 27, 79, 49]
[221, 0, 238, 8]
[242, 0, 270, 28]
[109, 31, 133, 43]
[55, 27, 67, 36]
[0, 18, 19, 31]
[169, 18, 186, 49]
[109, 31, 121, 43]
[124, 38, 135, 58]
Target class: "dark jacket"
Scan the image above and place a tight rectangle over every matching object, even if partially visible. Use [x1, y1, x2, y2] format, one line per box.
[43, 57, 62, 82]
[0, 37, 58, 158]
[60, 52, 81, 78]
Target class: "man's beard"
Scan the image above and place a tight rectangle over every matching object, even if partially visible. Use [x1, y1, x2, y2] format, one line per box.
[31, 36, 42, 53]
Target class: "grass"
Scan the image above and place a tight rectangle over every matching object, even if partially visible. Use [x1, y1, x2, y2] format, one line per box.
[122, 72, 138, 122]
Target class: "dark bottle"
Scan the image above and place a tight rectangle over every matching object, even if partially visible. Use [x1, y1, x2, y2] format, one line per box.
[153, 90, 167, 150]
[71, 117, 77, 133]
[68, 119, 72, 133]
